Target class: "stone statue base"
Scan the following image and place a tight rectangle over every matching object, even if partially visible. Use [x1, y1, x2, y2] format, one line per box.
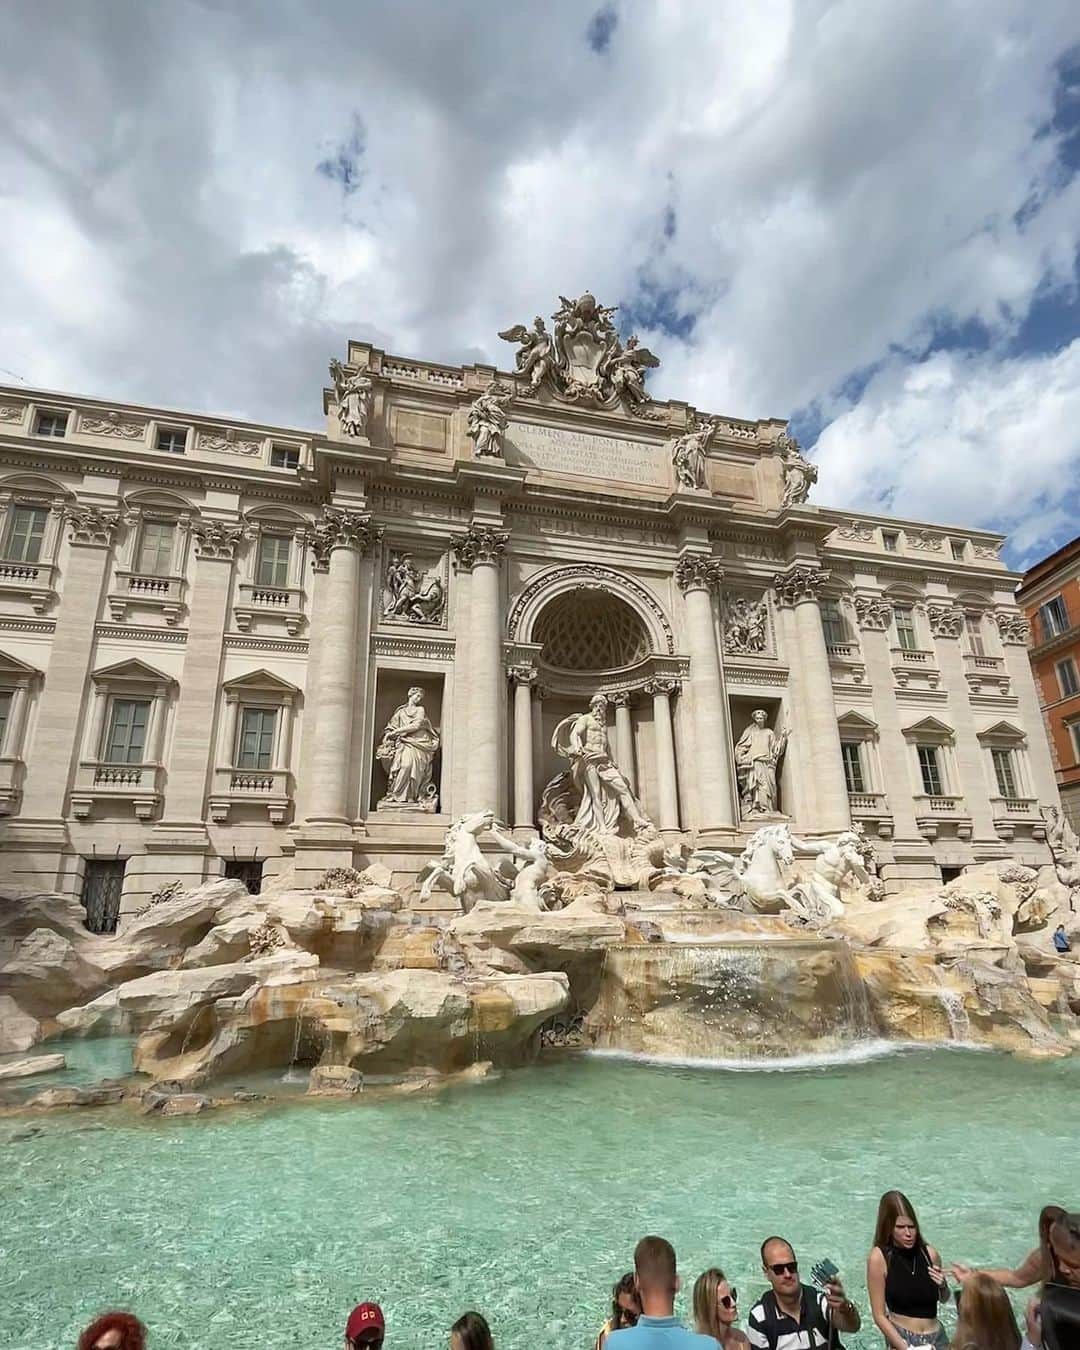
[375, 796, 439, 814]
[738, 810, 789, 829]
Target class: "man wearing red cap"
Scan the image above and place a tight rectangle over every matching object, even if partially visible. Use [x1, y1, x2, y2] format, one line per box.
[345, 1303, 385, 1350]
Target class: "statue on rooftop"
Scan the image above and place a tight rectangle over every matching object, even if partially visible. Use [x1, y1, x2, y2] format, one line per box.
[467, 379, 514, 457]
[778, 431, 818, 508]
[329, 359, 374, 439]
[671, 417, 717, 490]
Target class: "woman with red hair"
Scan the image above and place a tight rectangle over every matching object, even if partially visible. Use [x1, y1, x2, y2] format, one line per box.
[77, 1311, 147, 1350]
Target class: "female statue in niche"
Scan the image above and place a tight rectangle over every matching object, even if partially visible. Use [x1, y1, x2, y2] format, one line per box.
[733, 708, 788, 817]
[375, 686, 440, 808]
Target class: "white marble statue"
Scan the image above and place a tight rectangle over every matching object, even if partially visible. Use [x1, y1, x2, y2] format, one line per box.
[418, 810, 510, 911]
[384, 552, 419, 615]
[671, 418, 716, 490]
[375, 687, 440, 808]
[778, 432, 818, 507]
[601, 336, 660, 411]
[467, 380, 514, 457]
[723, 596, 768, 654]
[790, 831, 883, 921]
[490, 832, 562, 911]
[497, 316, 555, 391]
[541, 693, 651, 845]
[329, 358, 374, 438]
[1044, 804, 1080, 896]
[734, 709, 788, 817]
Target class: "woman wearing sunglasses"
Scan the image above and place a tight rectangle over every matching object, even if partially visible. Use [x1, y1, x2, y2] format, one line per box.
[867, 1190, 950, 1349]
[694, 1268, 749, 1349]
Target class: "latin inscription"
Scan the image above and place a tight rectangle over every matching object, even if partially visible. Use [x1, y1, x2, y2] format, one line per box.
[505, 421, 667, 489]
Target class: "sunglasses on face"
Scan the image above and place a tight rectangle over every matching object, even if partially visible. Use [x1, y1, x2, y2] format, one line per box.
[720, 1290, 738, 1309]
[768, 1262, 798, 1276]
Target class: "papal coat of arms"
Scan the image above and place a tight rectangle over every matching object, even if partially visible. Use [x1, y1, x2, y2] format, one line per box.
[498, 291, 660, 416]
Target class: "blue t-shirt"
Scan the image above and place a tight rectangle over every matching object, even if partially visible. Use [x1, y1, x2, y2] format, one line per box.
[606, 1314, 718, 1350]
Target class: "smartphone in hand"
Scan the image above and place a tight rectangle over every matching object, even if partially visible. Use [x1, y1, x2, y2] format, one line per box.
[811, 1260, 839, 1288]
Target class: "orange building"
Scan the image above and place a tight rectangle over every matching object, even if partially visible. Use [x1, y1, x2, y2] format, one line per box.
[1017, 533, 1080, 832]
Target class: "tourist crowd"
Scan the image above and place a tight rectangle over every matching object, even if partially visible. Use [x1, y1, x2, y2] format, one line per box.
[75, 1195, 1079, 1350]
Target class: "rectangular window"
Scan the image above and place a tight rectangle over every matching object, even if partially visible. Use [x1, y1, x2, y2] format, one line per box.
[991, 747, 1018, 799]
[224, 859, 264, 894]
[0, 689, 12, 753]
[103, 698, 150, 764]
[820, 598, 847, 646]
[236, 707, 276, 770]
[4, 506, 48, 563]
[950, 540, 966, 561]
[1040, 595, 1070, 639]
[840, 741, 865, 794]
[156, 426, 188, 454]
[1070, 722, 1080, 764]
[1057, 658, 1080, 699]
[882, 531, 899, 552]
[270, 445, 300, 470]
[917, 744, 944, 796]
[894, 605, 918, 651]
[82, 859, 126, 934]
[256, 534, 291, 588]
[136, 520, 175, 576]
[965, 615, 986, 656]
[35, 410, 68, 438]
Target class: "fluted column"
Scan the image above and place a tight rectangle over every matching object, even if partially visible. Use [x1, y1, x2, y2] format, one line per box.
[453, 525, 508, 813]
[510, 665, 536, 829]
[610, 690, 636, 792]
[675, 553, 736, 833]
[645, 678, 679, 831]
[302, 508, 381, 826]
[773, 564, 850, 833]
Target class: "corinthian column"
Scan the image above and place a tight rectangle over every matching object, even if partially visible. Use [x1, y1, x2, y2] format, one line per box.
[675, 552, 736, 835]
[302, 508, 381, 826]
[509, 665, 537, 829]
[773, 564, 850, 833]
[644, 678, 680, 831]
[453, 525, 508, 813]
[609, 691, 636, 792]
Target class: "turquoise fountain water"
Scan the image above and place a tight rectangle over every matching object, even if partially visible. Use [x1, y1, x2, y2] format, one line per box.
[2, 1041, 1076, 1350]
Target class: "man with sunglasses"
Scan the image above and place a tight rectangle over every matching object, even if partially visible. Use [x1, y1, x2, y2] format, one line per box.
[747, 1238, 860, 1350]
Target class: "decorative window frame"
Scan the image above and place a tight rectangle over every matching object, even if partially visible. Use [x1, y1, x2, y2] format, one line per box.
[72, 659, 176, 820]
[31, 404, 72, 439]
[0, 651, 43, 814]
[233, 509, 311, 636]
[0, 475, 70, 613]
[152, 421, 192, 455]
[210, 669, 300, 822]
[109, 491, 195, 625]
[901, 716, 970, 838]
[976, 720, 1038, 835]
[837, 710, 891, 835]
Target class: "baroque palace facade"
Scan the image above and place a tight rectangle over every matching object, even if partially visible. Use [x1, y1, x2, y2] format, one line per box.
[0, 292, 1059, 924]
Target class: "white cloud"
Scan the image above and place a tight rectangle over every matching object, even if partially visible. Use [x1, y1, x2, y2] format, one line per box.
[0, 1, 1078, 553]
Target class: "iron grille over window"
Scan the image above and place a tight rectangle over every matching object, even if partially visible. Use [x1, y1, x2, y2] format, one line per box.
[82, 859, 125, 934]
[224, 859, 264, 894]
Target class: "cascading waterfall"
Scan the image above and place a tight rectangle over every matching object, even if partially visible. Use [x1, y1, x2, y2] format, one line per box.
[931, 978, 972, 1042]
[586, 937, 880, 1063]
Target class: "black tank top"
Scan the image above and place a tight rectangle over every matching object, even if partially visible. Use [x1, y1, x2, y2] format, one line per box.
[883, 1244, 939, 1319]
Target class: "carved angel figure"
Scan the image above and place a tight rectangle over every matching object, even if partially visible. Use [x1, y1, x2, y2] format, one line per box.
[778, 432, 818, 508]
[467, 380, 514, 457]
[602, 336, 660, 410]
[671, 418, 716, 491]
[329, 359, 373, 439]
[497, 316, 555, 391]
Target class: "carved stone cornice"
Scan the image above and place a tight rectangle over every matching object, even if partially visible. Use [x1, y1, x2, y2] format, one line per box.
[451, 526, 509, 571]
[926, 603, 965, 639]
[643, 677, 679, 697]
[190, 518, 248, 561]
[772, 564, 830, 606]
[674, 553, 723, 594]
[991, 610, 1030, 646]
[65, 504, 123, 548]
[305, 507, 382, 573]
[853, 594, 893, 631]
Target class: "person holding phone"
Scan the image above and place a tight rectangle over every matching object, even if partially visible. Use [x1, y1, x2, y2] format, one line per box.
[866, 1191, 950, 1349]
[746, 1236, 860, 1349]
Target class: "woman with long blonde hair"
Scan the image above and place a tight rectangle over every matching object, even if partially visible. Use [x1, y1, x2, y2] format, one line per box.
[953, 1273, 1020, 1350]
[693, 1267, 749, 1349]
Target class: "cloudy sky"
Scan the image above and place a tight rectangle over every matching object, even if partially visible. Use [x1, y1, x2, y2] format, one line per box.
[2, 2, 1079, 568]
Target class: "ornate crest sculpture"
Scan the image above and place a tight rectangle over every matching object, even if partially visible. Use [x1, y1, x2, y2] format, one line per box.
[499, 291, 660, 415]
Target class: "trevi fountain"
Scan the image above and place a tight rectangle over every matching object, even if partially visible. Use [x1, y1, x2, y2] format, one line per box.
[0, 295, 1077, 1348]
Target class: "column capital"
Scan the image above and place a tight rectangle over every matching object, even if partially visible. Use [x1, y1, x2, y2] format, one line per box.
[65, 504, 123, 549]
[991, 610, 1030, 646]
[607, 690, 631, 707]
[452, 525, 509, 571]
[853, 593, 893, 631]
[506, 663, 538, 686]
[926, 602, 965, 639]
[306, 507, 381, 572]
[190, 517, 249, 561]
[772, 563, 830, 606]
[675, 552, 723, 593]
[644, 677, 679, 697]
